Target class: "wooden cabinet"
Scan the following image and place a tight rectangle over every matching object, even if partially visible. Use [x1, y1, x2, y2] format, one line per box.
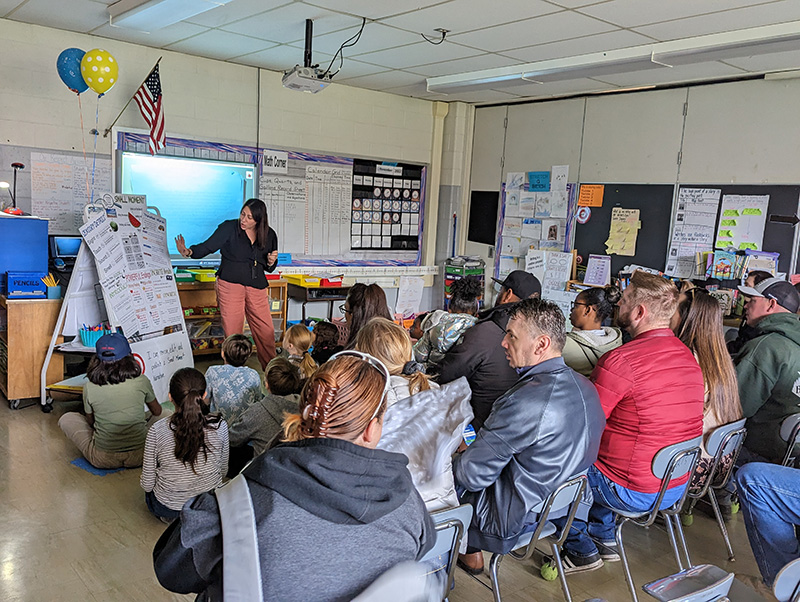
[0, 295, 64, 403]
[176, 280, 288, 356]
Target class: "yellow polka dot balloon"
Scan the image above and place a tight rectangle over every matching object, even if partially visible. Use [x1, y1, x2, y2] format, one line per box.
[80, 48, 118, 96]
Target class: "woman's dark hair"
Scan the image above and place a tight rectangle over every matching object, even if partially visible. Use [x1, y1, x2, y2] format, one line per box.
[747, 270, 773, 286]
[266, 357, 303, 396]
[86, 355, 141, 386]
[449, 276, 482, 315]
[312, 321, 339, 349]
[344, 283, 392, 348]
[168, 367, 222, 472]
[241, 198, 270, 249]
[222, 334, 252, 367]
[578, 285, 621, 323]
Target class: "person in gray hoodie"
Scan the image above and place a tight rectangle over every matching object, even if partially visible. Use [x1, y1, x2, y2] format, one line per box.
[153, 352, 434, 602]
[562, 285, 623, 377]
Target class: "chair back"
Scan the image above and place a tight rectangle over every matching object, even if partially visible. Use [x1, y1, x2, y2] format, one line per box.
[419, 504, 472, 601]
[642, 564, 734, 602]
[691, 419, 747, 498]
[352, 561, 439, 602]
[774, 557, 800, 602]
[780, 414, 800, 467]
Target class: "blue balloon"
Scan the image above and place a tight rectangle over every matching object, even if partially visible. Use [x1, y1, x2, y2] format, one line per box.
[56, 48, 89, 94]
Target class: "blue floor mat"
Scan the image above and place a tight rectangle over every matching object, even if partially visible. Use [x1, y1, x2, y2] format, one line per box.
[70, 457, 127, 476]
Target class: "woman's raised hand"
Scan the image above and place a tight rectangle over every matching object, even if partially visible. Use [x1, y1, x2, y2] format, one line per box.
[175, 234, 192, 257]
[268, 250, 279, 266]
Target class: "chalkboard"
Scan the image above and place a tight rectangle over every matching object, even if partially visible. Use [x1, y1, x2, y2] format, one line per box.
[573, 184, 675, 275]
[679, 184, 800, 275]
[468, 190, 499, 245]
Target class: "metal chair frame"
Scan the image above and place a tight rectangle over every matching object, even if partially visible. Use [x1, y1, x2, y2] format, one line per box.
[486, 474, 588, 602]
[610, 437, 703, 602]
[780, 414, 800, 468]
[684, 419, 747, 561]
[420, 504, 472, 602]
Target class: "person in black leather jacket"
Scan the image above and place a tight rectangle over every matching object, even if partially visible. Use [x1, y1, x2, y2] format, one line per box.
[454, 298, 606, 574]
[438, 270, 541, 431]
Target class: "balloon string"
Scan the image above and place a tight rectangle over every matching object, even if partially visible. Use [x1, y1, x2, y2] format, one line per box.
[78, 93, 90, 204]
[90, 95, 99, 205]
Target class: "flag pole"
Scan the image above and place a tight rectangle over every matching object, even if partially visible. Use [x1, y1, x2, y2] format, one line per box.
[103, 56, 162, 138]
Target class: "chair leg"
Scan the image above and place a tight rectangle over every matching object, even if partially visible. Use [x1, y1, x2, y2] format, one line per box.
[550, 542, 573, 602]
[671, 513, 693, 568]
[662, 511, 685, 571]
[489, 553, 503, 602]
[708, 488, 736, 561]
[615, 519, 639, 602]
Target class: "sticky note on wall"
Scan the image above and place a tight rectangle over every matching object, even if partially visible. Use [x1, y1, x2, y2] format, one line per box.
[723, 209, 740, 217]
[720, 219, 737, 226]
[742, 208, 763, 215]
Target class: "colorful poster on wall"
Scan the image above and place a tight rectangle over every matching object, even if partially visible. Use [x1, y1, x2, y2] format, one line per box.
[578, 184, 604, 207]
[665, 188, 721, 278]
[715, 194, 769, 251]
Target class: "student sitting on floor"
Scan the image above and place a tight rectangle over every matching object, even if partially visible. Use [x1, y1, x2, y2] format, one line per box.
[562, 285, 623, 377]
[204, 334, 261, 426]
[153, 353, 434, 601]
[413, 276, 481, 370]
[58, 332, 164, 469]
[228, 358, 303, 459]
[141, 368, 229, 523]
[274, 323, 318, 379]
[309, 320, 343, 365]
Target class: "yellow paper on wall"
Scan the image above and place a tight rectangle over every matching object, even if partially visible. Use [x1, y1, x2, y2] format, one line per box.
[605, 207, 640, 256]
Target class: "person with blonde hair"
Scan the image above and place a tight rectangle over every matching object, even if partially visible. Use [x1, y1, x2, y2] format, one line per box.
[280, 323, 318, 379]
[154, 352, 434, 601]
[354, 317, 473, 512]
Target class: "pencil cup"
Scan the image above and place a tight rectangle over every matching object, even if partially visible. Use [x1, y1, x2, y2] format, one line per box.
[47, 285, 62, 300]
[79, 329, 110, 348]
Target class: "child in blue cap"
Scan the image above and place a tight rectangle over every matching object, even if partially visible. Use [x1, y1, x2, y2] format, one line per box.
[58, 332, 166, 469]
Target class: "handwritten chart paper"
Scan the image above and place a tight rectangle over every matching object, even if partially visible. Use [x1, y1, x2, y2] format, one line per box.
[31, 152, 112, 234]
[578, 184, 604, 207]
[551, 165, 568, 192]
[605, 208, 640, 256]
[715, 194, 769, 251]
[665, 188, 721, 278]
[395, 276, 424, 317]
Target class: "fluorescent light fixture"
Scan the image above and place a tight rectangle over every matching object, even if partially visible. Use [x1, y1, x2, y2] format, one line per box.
[0, 182, 8, 189]
[427, 21, 800, 94]
[108, 0, 233, 31]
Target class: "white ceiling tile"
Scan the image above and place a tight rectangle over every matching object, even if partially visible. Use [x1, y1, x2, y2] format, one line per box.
[166, 30, 277, 61]
[335, 70, 425, 89]
[1, 0, 29, 17]
[8, 0, 109, 33]
[290, 22, 422, 56]
[723, 49, 800, 73]
[185, 0, 291, 28]
[451, 10, 618, 52]
[381, 0, 561, 35]
[221, 4, 363, 44]
[355, 40, 482, 70]
[578, 0, 774, 29]
[501, 29, 654, 63]
[301, 0, 446, 21]
[590, 61, 747, 87]
[330, 59, 390, 79]
[634, 1, 800, 42]
[406, 53, 520, 77]
[504, 77, 617, 98]
[230, 45, 333, 71]
[90, 21, 209, 48]
[545, 0, 613, 8]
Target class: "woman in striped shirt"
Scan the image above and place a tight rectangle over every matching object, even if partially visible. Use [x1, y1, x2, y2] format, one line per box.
[141, 368, 229, 523]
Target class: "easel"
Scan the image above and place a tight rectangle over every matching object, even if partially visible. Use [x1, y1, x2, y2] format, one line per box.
[39, 201, 192, 412]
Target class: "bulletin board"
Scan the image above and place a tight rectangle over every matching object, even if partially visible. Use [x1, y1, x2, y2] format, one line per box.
[117, 132, 426, 267]
[678, 184, 800, 275]
[573, 184, 675, 275]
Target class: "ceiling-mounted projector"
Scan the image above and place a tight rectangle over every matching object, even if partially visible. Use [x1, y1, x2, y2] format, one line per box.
[282, 65, 332, 93]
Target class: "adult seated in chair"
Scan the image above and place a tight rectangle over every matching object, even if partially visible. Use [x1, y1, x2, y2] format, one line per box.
[736, 462, 800, 598]
[439, 270, 541, 431]
[734, 277, 800, 464]
[454, 298, 605, 574]
[560, 271, 705, 574]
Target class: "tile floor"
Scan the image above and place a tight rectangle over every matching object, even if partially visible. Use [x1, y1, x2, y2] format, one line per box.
[0, 374, 764, 601]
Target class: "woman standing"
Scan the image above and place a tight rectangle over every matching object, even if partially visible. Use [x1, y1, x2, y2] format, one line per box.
[176, 199, 278, 370]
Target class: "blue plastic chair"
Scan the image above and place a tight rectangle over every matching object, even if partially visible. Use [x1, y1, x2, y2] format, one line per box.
[486, 474, 588, 602]
[642, 564, 734, 601]
[774, 557, 800, 602]
[419, 504, 473, 602]
[608, 436, 703, 602]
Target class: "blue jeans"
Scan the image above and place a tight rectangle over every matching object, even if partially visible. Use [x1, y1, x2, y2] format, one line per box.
[145, 491, 180, 522]
[560, 465, 685, 559]
[736, 463, 800, 586]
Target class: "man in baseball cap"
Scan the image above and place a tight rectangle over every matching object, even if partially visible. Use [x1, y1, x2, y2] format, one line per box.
[439, 270, 541, 430]
[735, 276, 800, 463]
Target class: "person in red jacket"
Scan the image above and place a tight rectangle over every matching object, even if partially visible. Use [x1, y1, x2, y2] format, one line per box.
[560, 271, 705, 574]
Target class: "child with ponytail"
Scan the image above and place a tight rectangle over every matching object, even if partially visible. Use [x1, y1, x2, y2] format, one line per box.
[281, 323, 318, 379]
[141, 367, 229, 522]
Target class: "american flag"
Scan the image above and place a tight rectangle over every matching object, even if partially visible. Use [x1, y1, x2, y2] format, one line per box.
[133, 64, 165, 155]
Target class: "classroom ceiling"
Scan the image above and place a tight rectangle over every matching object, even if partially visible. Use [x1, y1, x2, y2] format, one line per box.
[5, 0, 800, 103]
